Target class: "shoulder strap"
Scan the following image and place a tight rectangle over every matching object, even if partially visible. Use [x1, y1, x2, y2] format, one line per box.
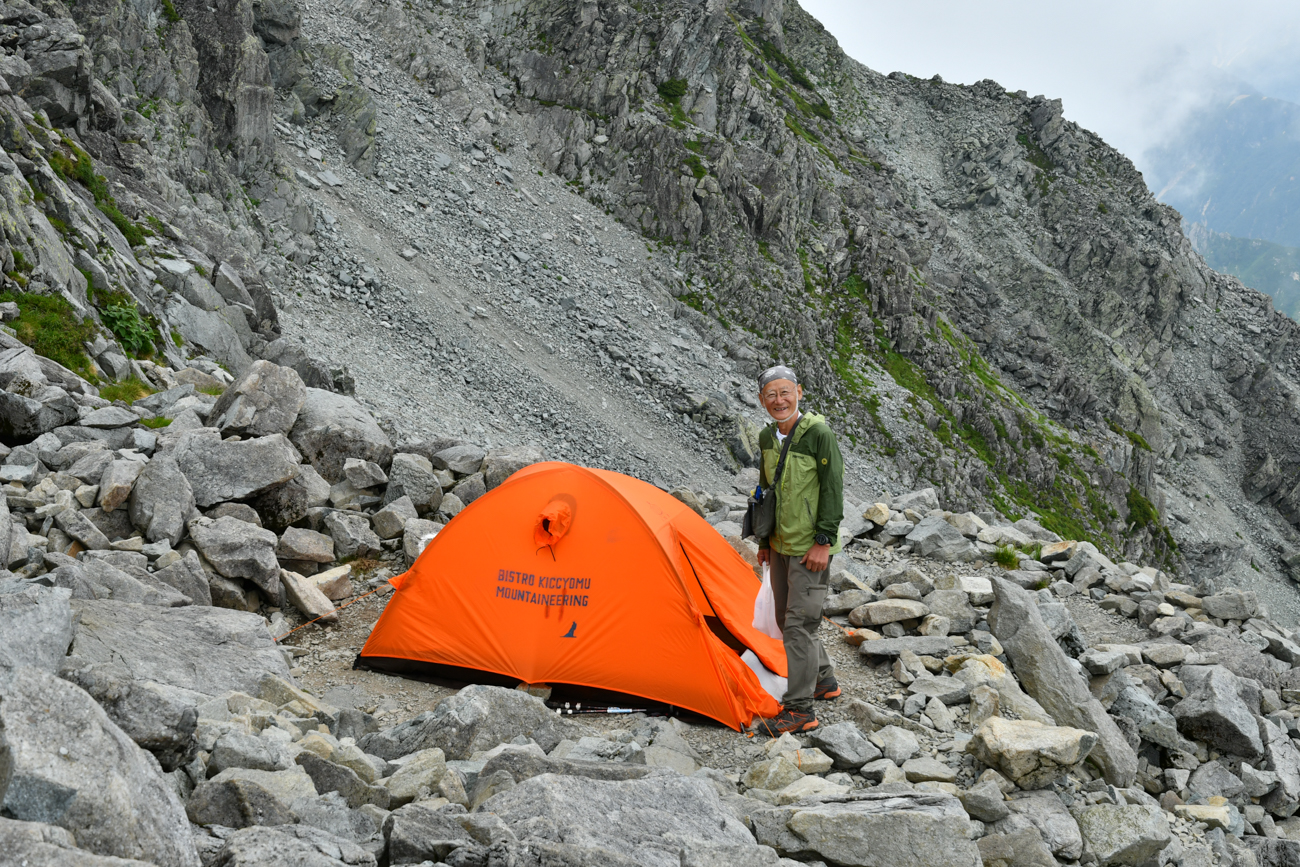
[772, 415, 799, 486]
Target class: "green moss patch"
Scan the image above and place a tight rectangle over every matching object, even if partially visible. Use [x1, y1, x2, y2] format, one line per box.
[0, 291, 96, 379]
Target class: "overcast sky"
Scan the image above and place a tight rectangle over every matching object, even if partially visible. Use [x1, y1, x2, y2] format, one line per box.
[801, 0, 1300, 171]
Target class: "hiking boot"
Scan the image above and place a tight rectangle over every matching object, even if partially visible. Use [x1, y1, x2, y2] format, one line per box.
[754, 707, 818, 736]
[814, 676, 841, 700]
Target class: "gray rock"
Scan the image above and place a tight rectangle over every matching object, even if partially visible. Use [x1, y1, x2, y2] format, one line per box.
[64, 599, 292, 697]
[249, 464, 331, 531]
[163, 298, 254, 374]
[482, 446, 542, 489]
[0, 583, 73, 682]
[186, 773, 297, 828]
[209, 729, 288, 775]
[451, 472, 486, 505]
[988, 577, 1138, 786]
[49, 559, 186, 607]
[0, 666, 200, 866]
[1202, 588, 1259, 621]
[277, 527, 334, 563]
[79, 406, 138, 429]
[359, 684, 584, 760]
[153, 551, 212, 607]
[1260, 716, 1300, 813]
[211, 824, 376, 866]
[484, 772, 764, 865]
[1188, 761, 1244, 799]
[1171, 665, 1265, 760]
[1108, 684, 1196, 753]
[97, 459, 145, 512]
[1075, 804, 1170, 866]
[906, 515, 978, 562]
[431, 444, 486, 475]
[67, 448, 114, 483]
[129, 454, 199, 546]
[959, 780, 1009, 822]
[59, 661, 198, 772]
[921, 590, 978, 633]
[290, 388, 393, 483]
[976, 828, 1055, 867]
[0, 386, 79, 438]
[174, 429, 301, 508]
[53, 508, 111, 550]
[751, 790, 980, 866]
[323, 511, 381, 560]
[892, 488, 939, 512]
[383, 802, 477, 864]
[382, 453, 443, 514]
[1246, 837, 1300, 866]
[0, 816, 159, 866]
[857, 636, 954, 658]
[189, 515, 282, 605]
[206, 360, 307, 437]
[372, 495, 416, 540]
[992, 790, 1082, 860]
[402, 518, 439, 564]
[810, 722, 882, 770]
[295, 752, 388, 810]
[342, 457, 387, 488]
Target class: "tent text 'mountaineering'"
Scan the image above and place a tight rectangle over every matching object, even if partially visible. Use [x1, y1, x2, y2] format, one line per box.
[355, 461, 784, 730]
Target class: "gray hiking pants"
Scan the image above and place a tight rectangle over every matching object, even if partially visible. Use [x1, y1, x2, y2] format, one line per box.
[770, 551, 834, 711]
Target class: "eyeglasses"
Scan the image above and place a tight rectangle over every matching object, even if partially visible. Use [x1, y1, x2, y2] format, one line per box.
[762, 389, 798, 401]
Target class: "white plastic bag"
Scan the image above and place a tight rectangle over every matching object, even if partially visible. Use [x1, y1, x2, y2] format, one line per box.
[753, 564, 783, 640]
[741, 649, 788, 701]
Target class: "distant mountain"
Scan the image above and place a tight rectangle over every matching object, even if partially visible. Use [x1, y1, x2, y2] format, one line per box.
[1186, 223, 1300, 318]
[1147, 91, 1300, 247]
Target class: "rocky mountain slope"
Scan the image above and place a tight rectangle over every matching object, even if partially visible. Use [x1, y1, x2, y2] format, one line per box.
[7, 0, 1300, 861]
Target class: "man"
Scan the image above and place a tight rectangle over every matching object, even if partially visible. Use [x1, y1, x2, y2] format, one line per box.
[753, 364, 844, 735]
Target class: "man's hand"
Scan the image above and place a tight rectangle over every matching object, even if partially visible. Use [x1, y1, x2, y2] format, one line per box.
[757, 548, 770, 566]
[801, 543, 830, 573]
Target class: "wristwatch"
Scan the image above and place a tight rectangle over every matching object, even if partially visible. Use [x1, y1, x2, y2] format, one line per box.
[814, 533, 831, 546]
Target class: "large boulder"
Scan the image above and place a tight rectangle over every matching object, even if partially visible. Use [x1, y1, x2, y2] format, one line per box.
[1171, 665, 1265, 760]
[359, 684, 584, 760]
[1075, 804, 1170, 866]
[188, 515, 282, 605]
[0, 583, 73, 682]
[751, 790, 980, 867]
[64, 599, 292, 698]
[58, 661, 198, 772]
[289, 388, 393, 483]
[207, 360, 307, 437]
[174, 429, 300, 508]
[483, 772, 767, 865]
[382, 453, 442, 514]
[906, 516, 978, 562]
[48, 559, 187, 607]
[987, 577, 1138, 786]
[383, 802, 476, 864]
[967, 717, 1096, 789]
[128, 453, 199, 545]
[249, 465, 330, 531]
[0, 386, 79, 440]
[0, 666, 200, 866]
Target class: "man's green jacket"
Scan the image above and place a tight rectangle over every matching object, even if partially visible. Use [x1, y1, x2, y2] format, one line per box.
[757, 412, 844, 556]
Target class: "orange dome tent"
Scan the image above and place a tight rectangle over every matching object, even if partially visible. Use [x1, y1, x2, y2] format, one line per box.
[356, 462, 784, 730]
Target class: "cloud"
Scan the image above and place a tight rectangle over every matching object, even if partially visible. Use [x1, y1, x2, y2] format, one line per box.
[801, 0, 1300, 167]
